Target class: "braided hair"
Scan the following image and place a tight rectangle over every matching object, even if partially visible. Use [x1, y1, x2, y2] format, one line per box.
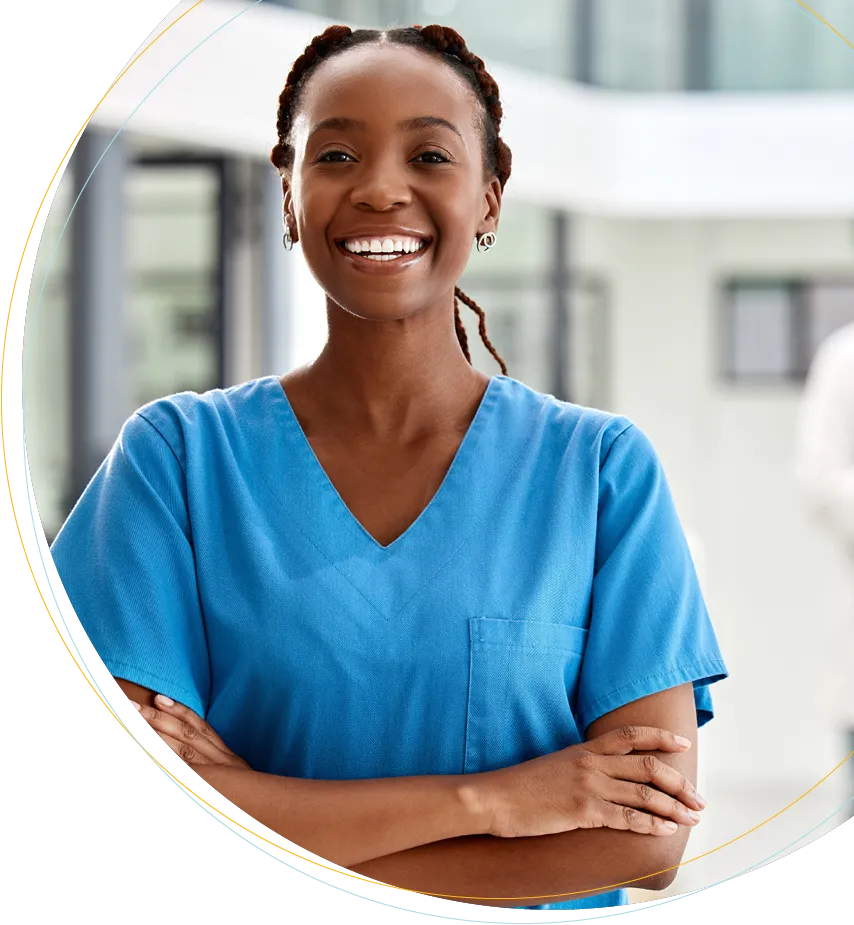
[269, 24, 512, 375]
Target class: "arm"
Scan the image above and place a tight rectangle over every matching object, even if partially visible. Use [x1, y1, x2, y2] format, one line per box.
[116, 678, 488, 868]
[120, 675, 700, 887]
[348, 684, 698, 908]
[796, 331, 854, 548]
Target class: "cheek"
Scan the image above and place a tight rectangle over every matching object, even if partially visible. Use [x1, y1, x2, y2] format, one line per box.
[435, 208, 476, 268]
[296, 187, 332, 234]
[431, 188, 476, 240]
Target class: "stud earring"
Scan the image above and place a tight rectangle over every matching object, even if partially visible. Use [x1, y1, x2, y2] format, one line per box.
[282, 225, 294, 251]
[476, 231, 497, 252]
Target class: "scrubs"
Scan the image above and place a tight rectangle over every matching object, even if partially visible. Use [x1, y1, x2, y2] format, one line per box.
[51, 373, 728, 911]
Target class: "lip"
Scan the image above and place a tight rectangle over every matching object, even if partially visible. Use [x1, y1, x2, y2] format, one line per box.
[335, 238, 432, 275]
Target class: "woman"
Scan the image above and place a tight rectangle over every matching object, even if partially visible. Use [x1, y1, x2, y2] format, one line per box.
[50, 23, 728, 910]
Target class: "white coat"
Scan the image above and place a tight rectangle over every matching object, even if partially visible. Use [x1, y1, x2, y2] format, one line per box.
[795, 321, 854, 730]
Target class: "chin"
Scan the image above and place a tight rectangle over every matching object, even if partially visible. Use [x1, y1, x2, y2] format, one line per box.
[328, 290, 429, 322]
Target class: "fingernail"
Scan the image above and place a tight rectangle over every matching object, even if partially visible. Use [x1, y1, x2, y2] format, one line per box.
[694, 791, 707, 808]
[663, 821, 678, 832]
[687, 810, 701, 823]
[674, 735, 691, 748]
[130, 701, 142, 711]
[155, 694, 175, 707]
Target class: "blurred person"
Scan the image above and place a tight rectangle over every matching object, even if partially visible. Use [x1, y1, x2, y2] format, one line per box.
[796, 320, 854, 809]
[50, 23, 727, 910]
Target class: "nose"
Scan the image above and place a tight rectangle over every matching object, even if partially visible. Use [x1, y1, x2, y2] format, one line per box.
[348, 155, 412, 211]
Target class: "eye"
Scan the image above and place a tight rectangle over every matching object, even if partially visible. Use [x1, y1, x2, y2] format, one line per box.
[316, 149, 354, 163]
[415, 150, 451, 165]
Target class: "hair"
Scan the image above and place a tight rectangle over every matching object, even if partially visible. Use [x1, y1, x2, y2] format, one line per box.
[269, 23, 513, 375]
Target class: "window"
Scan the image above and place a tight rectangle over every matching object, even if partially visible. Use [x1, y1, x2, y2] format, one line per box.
[23, 167, 73, 542]
[126, 158, 225, 408]
[263, 0, 576, 80]
[593, 0, 685, 91]
[721, 278, 854, 382]
[263, 0, 854, 92]
[710, 0, 854, 91]
[457, 202, 611, 409]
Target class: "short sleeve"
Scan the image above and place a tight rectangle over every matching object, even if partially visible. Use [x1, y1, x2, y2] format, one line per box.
[576, 422, 728, 735]
[50, 410, 210, 716]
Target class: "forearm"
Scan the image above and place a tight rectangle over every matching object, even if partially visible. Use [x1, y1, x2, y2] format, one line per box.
[349, 826, 689, 908]
[193, 764, 487, 868]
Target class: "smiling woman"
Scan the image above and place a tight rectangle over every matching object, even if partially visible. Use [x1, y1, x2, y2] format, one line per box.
[49, 21, 727, 913]
[270, 23, 512, 375]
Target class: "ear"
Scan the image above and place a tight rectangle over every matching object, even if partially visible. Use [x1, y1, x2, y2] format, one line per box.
[280, 174, 299, 243]
[479, 175, 502, 235]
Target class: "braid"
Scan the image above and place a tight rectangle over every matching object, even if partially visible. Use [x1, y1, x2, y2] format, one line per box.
[455, 287, 508, 376]
[454, 300, 470, 364]
[270, 24, 355, 174]
[414, 25, 512, 190]
[269, 23, 512, 374]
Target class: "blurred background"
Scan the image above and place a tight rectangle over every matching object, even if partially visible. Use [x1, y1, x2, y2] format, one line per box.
[24, 0, 854, 901]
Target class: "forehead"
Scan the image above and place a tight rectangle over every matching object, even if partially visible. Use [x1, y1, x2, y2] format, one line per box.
[297, 44, 480, 133]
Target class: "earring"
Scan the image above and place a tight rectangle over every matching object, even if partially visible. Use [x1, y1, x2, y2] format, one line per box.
[282, 225, 294, 251]
[476, 231, 497, 252]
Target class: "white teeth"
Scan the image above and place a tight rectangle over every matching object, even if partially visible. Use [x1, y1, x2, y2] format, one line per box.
[342, 236, 426, 255]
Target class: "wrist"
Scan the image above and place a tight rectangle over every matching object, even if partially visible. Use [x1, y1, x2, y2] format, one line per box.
[191, 763, 247, 786]
[454, 771, 500, 837]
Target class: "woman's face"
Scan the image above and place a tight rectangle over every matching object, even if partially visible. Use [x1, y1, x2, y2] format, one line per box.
[283, 44, 501, 322]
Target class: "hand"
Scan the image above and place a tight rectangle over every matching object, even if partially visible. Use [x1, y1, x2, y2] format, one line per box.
[131, 694, 252, 770]
[479, 724, 705, 839]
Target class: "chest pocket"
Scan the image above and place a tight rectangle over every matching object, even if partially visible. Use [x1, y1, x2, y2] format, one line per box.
[463, 617, 588, 774]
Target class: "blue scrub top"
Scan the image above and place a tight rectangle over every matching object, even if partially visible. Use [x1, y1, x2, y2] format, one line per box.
[50, 374, 728, 911]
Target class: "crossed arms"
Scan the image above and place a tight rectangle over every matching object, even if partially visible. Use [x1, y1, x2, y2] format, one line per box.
[118, 677, 699, 908]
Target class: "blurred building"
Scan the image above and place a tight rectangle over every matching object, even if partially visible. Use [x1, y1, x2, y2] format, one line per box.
[25, 0, 854, 897]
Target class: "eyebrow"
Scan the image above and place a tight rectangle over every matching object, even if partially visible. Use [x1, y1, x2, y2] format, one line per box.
[307, 115, 464, 143]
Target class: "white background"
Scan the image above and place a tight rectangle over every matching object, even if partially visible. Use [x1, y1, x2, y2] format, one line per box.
[1, 1, 852, 921]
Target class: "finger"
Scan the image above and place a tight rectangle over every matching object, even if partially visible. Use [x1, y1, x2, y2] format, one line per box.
[604, 753, 705, 811]
[132, 701, 188, 741]
[133, 701, 229, 766]
[602, 778, 702, 828]
[157, 731, 212, 766]
[584, 724, 692, 757]
[599, 800, 681, 837]
[152, 695, 250, 768]
[151, 695, 236, 756]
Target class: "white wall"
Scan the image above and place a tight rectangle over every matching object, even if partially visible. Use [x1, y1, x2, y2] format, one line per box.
[577, 215, 854, 892]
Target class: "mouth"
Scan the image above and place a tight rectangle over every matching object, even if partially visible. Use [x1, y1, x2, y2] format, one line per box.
[333, 237, 433, 271]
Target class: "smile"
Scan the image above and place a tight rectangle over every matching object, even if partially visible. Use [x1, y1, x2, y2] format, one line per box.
[334, 238, 433, 274]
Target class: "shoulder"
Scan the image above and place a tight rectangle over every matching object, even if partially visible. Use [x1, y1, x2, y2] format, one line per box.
[816, 321, 854, 363]
[496, 375, 642, 470]
[812, 322, 854, 368]
[123, 376, 277, 468]
[808, 323, 854, 389]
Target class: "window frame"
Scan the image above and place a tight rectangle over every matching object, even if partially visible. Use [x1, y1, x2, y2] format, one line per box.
[719, 275, 854, 385]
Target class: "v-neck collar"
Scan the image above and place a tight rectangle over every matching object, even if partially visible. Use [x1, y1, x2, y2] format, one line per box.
[275, 373, 499, 551]
[253, 374, 506, 619]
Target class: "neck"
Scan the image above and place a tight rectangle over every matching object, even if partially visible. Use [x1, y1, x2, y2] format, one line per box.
[289, 296, 493, 441]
